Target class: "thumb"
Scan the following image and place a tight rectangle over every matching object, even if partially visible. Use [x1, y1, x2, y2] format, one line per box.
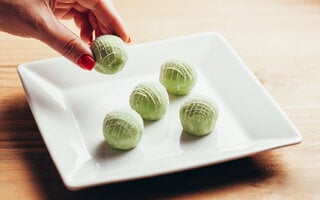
[37, 15, 95, 70]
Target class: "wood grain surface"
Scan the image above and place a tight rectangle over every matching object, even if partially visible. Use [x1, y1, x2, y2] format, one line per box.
[1, 0, 320, 199]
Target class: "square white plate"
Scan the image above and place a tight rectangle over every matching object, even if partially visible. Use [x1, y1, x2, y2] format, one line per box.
[18, 32, 302, 190]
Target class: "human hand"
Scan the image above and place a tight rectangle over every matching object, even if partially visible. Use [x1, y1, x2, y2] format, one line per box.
[0, 0, 130, 70]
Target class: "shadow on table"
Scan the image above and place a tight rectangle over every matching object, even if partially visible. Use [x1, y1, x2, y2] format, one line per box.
[5, 94, 285, 200]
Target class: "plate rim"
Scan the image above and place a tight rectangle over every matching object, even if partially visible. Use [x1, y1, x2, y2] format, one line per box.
[17, 32, 302, 190]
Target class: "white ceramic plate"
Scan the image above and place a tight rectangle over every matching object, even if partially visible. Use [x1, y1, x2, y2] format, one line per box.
[18, 32, 302, 190]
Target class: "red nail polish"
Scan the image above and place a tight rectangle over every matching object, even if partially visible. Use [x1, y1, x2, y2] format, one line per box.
[77, 54, 95, 70]
[88, 41, 93, 46]
[128, 37, 131, 43]
[89, 34, 93, 44]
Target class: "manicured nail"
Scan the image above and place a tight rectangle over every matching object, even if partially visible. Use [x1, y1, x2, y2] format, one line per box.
[77, 54, 95, 70]
[127, 37, 131, 43]
[88, 41, 93, 46]
[89, 34, 93, 44]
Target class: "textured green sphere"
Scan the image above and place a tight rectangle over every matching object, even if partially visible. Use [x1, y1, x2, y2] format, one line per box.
[91, 35, 128, 74]
[130, 82, 169, 120]
[160, 59, 197, 95]
[103, 109, 143, 150]
[180, 97, 218, 136]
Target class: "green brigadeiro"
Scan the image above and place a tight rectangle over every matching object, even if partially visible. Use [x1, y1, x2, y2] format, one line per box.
[160, 59, 197, 95]
[103, 109, 143, 150]
[91, 35, 128, 74]
[130, 81, 169, 121]
[180, 97, 218, 136]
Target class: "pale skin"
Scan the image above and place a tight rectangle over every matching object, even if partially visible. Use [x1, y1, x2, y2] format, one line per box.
[0, 0, 129, 69]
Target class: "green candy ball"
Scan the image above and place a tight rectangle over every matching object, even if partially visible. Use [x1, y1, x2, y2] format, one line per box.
[160, 59, 197, 95]
[91, 35, 128, 74]
[130, 81, 169, 121]
[179, 97, 218, 136]
[103, 109, 143, 150]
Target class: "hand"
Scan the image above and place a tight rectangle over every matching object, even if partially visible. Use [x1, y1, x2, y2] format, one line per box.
[0, 0, 130, 70]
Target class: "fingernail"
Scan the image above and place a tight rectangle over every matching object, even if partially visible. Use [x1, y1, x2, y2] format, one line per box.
[127, 37, 131, 43]
[89, 34, 93, 46]
[90, 34, 93, 42]
[77, 54, 95, 70]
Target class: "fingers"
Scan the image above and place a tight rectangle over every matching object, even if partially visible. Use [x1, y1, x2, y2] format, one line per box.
[54, 0, 130, 42]
[93, 0, 130, 42]
[39, 0, 129, 70]
[87, 10, 98, 32]
[74, 12, 93, 43]
[54, 8, 77, 19]
[77, 0, 130, 42]
[37, 15, 95, 70]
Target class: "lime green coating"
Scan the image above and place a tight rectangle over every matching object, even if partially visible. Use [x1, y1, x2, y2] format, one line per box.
[179, 97, 218, 136]
[91, 35, 128, 74]
[130, 82, 169, 121]
[103, 109, 143, 150]
[160, 59, 197, 95]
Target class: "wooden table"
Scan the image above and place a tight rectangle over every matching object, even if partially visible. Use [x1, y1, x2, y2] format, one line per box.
[1, 0, 319, 199]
